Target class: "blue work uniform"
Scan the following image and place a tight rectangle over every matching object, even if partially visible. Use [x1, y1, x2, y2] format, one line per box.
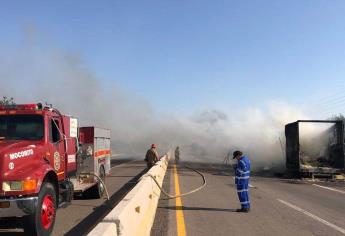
[235, 155, 251, 209]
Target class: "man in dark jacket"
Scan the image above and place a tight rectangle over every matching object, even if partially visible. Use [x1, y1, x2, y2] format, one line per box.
[175, 146, 180, 164]
[233, 150, 251, 213]
[145, 144, 159, 168]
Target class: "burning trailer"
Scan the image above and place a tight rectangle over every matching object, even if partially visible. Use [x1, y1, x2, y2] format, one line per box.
[285, 120, 345, 178]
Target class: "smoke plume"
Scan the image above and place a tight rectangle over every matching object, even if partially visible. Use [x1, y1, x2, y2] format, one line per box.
[299, 123, 335, 167]
[0, 41, 307, 171]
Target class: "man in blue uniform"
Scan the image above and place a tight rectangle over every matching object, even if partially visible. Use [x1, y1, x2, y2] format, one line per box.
[233, 150, 251, 213]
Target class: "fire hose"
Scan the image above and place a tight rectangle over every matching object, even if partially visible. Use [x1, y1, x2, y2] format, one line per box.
[81, 163, 206, 201]
[80, 172, 110, 200]
[142, 165, 207, 200]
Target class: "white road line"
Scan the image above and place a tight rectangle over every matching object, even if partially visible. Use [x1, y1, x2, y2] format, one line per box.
[313, 184, 345, 195]
[277, 199, 345, 235]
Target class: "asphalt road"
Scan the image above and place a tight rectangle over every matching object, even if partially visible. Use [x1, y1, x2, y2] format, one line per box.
[152, 162, 345, 236]
[0, 158, 147, 236]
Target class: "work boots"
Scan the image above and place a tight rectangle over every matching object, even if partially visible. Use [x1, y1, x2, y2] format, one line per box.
[236, 208, 250, 213]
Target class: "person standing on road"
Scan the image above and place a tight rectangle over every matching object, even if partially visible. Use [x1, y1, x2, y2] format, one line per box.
[145, 144, 159, 169]
[233, 150, 251, 213]
[175, 146, 180, 164]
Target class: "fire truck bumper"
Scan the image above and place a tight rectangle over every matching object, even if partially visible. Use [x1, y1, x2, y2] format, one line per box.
[0, 196, 38, 217]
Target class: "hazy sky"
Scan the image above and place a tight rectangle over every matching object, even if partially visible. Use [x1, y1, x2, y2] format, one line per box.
[1, 0, 345, 117]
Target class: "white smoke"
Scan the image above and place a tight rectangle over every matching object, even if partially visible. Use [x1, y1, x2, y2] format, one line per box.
[155, 103, 305, 171]
[299, 123, 334, 166]
[0, 38, 307, 171]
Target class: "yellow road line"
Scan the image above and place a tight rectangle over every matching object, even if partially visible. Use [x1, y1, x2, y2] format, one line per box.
[173, 164, 187, 236]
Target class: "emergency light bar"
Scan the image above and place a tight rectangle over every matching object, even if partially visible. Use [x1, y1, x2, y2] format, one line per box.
[0, 103, 43, 110]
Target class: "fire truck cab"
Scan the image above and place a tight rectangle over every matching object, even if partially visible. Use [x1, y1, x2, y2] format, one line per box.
[0, 103, 110, 236]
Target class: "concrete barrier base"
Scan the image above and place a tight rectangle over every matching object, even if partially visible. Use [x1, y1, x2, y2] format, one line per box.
[88, 153, 171, 236]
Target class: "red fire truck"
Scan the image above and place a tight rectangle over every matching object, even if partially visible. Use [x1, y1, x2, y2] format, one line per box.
[0, 103, 111, 236]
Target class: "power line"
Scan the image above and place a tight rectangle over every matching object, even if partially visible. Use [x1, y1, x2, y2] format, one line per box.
[312, 105, 345, 118]
[317, 89, 345, 103]
[304, 90, 345, 110]
[317, 95, 345, 105]
[305, 96, 345, 115]
[316, 100, 345, 112]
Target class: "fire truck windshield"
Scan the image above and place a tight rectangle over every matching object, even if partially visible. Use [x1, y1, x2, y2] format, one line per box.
[0, 115, 44, 141]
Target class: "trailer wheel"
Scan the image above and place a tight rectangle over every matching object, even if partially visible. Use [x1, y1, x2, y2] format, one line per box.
[24, 182, 56, 236]
[90, 165, 106, 199]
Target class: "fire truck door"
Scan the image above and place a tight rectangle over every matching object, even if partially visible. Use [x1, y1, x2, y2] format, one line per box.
[48, 118, 66, 179]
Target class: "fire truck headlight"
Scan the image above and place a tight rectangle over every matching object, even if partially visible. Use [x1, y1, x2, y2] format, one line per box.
[2, 182, 11, 191]
[2, 181, 22, 191]
[22, 179, 37, 191]
[11, 181, 23, 190]
[2, 180, 37, 191]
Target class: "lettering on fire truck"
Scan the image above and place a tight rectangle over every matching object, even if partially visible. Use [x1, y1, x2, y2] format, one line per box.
[9, 149, 34, 160]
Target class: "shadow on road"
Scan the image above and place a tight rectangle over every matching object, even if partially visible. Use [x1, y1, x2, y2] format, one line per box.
[0, 232, 23, 236]
[0, 219, 24, 236]
[0, 165, 147, 236]
[0, 158, 142, 236]
[107, 175, 136, 178]
[151, 166, 172, 236]
[110, 157, 135, 166]
[64, 168, 148, 236]
[159, 206, 237, 212]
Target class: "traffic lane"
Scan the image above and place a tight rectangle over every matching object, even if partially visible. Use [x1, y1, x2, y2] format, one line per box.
[54, 160, 146, 236]
[310, 181, 345, 194]
[151, 166, 174, 236]
[182, 168, 345, 236]
[0, 159, 146, 236]
[110, 156, 136, 167]
[249, 177, 345, 230]
[152, 164, 206, 236]
[156, 164, 345, 236]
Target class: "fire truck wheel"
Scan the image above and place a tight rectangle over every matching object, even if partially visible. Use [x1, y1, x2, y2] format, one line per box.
[24, 182, 57, 236]
[90, 165, 106, 199]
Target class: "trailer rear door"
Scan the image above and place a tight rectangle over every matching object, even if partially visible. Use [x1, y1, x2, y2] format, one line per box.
[285, 122, 300, 172]
[329, 122, 345, 169]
